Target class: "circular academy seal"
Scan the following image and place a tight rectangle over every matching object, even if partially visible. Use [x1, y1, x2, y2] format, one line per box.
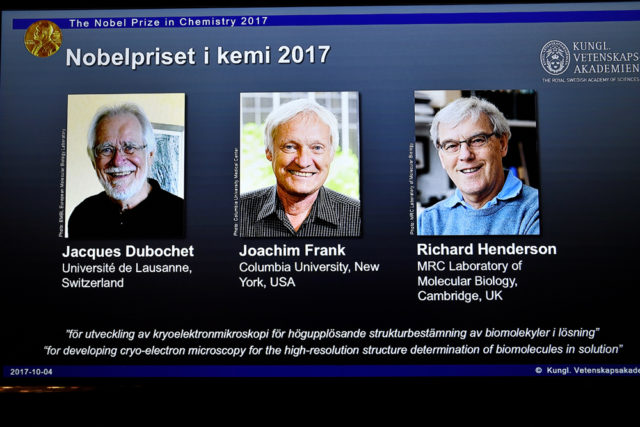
[540, 40, 570, 75]
[24, 20, 62, 58]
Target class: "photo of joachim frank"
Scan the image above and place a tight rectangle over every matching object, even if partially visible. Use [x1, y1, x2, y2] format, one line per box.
[239, 97, 361, 237]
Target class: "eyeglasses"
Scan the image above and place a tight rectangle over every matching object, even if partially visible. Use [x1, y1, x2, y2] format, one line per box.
[94, 143, 147, 159]
[437, 133, 496, 154]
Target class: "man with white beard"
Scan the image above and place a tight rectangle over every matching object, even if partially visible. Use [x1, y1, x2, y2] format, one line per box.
[68, 103, 184, 238]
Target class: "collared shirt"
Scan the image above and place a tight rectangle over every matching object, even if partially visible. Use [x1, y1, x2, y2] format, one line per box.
[239, 186, 361, 237]
[417, 170, 540, 235]
[68, 179, 184, 239]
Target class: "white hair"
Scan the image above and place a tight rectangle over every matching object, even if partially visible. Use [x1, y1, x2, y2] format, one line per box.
[264, 98, 340, 154]
[87, 103, 156, 166]
[430, 97, 511, 148]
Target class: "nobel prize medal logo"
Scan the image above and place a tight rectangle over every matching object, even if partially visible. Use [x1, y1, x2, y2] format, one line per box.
[540, 40, 570, 75]
[24, 20, 62, 58]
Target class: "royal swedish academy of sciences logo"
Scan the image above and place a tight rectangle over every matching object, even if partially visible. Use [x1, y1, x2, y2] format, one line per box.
[540, 40, 570, 75]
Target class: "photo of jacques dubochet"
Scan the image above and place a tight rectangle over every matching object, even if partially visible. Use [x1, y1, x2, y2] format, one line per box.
[68, 103, 184, 239]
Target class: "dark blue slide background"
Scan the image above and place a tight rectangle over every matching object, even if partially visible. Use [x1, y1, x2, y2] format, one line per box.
[1, 3, 639, 378]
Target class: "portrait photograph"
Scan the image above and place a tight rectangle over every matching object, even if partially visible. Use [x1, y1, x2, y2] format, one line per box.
[238, 91, 361, 237]
[65, 93, 185, 239]
[414, 89, 540, 236]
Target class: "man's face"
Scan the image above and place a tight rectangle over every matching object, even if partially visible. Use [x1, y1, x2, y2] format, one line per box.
[266, 112, 334, 198]
[437, 113, 508, 208]
[94, 113, 153, 202]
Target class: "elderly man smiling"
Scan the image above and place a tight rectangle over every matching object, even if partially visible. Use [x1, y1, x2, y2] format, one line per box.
[418, 97, 539, 235]
[68, 103, 184, 238]
[239, 98, 360, 237]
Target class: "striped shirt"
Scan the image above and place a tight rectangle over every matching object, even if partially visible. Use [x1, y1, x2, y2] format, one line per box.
[239, 186, 361, 237]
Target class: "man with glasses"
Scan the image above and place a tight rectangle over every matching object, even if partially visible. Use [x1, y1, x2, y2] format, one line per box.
[417, 97, 539, 235]
[68, 103, 184, 238]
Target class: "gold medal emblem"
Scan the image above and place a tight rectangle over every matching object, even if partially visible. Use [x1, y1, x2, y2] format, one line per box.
[24, 20, 62, 58]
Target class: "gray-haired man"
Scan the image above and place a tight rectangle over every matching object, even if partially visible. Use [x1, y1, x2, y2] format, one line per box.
[418, 96, 539, 235]
[68, 103, 184, 238]
[239, 98, 360, 237]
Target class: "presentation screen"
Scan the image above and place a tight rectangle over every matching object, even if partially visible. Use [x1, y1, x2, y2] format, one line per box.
[2, 1, 639, 383]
